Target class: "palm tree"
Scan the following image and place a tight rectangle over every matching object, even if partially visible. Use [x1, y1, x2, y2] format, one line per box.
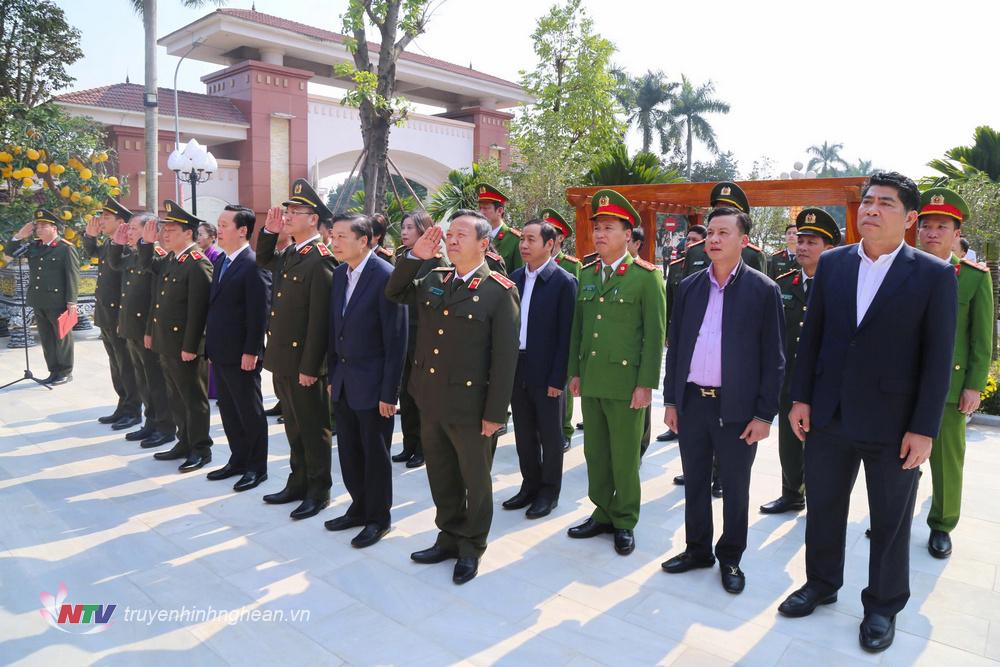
[929, 125, 1000, 183]
[664, 75, 730, 179]
[426, 163, 506, 222]
[617, 70, 678, 154]
[805, 141, 848, 176]
[582, 143, 684, 186]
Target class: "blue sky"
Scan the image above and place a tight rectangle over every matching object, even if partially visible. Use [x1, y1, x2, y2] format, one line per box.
[59, 0, 1000, 180]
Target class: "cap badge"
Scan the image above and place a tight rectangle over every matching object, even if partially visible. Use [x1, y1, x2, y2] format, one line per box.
[930, 194, 945, 205]
[720, 186, 731, 196]
[294, 183, 302, 194]
[598, 195, 610, 207]
[479, 186, 486, 194]
[805, 213, 816, 224]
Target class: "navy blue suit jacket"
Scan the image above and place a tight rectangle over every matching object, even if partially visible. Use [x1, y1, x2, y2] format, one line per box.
[663, 262, 785, 424]
[791, 243, 957, 444]
[328, 254, 408, 411]
[511, 260, 578, 389]
[205, 247, 271, 365]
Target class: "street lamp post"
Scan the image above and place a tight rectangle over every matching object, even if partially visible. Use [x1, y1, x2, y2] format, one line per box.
[167, 138, 217, 215]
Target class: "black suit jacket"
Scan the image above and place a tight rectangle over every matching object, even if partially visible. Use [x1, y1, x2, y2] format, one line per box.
[791, 243, 957, 444]
[664, 262, 785, 424]
[328, 254, 408, 411]
[511, 260, 578, 389]
[205, 248, 272, 365]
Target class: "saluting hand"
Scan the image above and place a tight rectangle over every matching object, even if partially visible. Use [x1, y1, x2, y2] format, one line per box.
[13, 222, 34, 241]
[264, 206, 284, 234]
[900, 432, 932, 470]
[411, 225, 443, 260]
[85, 216, 101, 238]
[111, 224, 129, 246]
[141, 217, 158, 244]
[789, 402, 811, 442]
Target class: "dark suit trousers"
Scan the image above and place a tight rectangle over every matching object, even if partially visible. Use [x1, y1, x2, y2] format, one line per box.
[214, 362, 268, 474]
[777, 397, 805, 501]
[510, 355, 564, 500]
[421, 419, 494, 558]
[34, 307, 73, 375]
[273, 374, 332, 500]
[398, 347, 422, 457]
[677, 384, 757, 565]
[101, 326, 140, 417]
[159, 354, 212, 456]
[126, 339, 174, 436]
[804, 424, 920, 616]
[640, 407, 652, 456]
[334, 387, 393, 527]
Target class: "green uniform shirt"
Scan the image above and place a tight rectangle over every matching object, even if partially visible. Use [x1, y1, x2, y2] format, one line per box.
[948, 255, 994, 402]
[555, 251, 581, 278]
[139, 241, 212, 356]
[568, 253, 666, 400]
[491, 222, 522, 272]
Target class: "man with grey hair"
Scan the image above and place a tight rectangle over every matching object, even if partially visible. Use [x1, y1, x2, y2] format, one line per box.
[386, 208, 520, 585]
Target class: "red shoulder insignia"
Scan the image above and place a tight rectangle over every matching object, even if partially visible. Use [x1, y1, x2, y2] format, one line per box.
[507, 227, 522, 238]
[59, 238, 74, 246]
[563, 254, 580, 264]
[486, 250, 503, 261]
[190, 250, 204, 261]
[432, 266, 452, 272]
[771, 248, 787, 257]
[177, 254, 188, 263]
[376, 246, 393, 259]
[669, 257, 685, 266]
[316, 243, 332, 257]
[582, 259, 599, 270]
[633, 258, 657, 271]
[776, 269, 797, 282]
[489, 272, 515, 289]
[961, 258, 989, 272]
[154, 246, 167, 256]
[687, 239, 706, 249]
[747, 243, 763, 252]
[299, 245, 313, 255]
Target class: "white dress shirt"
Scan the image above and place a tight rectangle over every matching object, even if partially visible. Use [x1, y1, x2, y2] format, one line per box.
[224, 243, 249, 262]
[295, 234, 321, 251]
[856, 239, 905, 326]
[602, 253, 629, 280]
[456, 261, 486, 283]
[518, 258, 551, 350]
[343, 250, 373, 314]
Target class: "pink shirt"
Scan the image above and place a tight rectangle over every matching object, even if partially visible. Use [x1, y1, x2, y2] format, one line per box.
[686, 263, 739, 387]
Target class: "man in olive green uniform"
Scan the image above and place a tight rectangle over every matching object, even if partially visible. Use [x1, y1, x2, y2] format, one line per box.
[386, 208, 520, 585]
[566, 190, 666, 556]
[760, 208, 840, 516]
[768, 223, 799, 280]
[138, 200, 213, 472]
[84, 200, 141, 429]
[257, 179, 336, 520]
[478, 183, 522, 272]
[916, 188, 994, 559]
[542, 207, 581, 449]
[107, 214, 176, 449]
[8, 209, 79, 384]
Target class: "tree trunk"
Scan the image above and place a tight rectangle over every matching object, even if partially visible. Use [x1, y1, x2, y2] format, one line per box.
[686, 119, 693, 179]
[143, 0, 158, 212]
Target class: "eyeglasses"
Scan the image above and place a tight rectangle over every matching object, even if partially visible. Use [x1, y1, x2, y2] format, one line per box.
[283, 209, 314, 218]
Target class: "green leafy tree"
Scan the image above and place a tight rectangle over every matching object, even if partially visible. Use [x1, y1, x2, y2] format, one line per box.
[426, 161, 507, 223]
[929, 125, 1000, 183]
[0, 0, 83, 106]
[684, 150, 740, 183]
[582, 142, 683, 186]
[805, 140, 848, 176]
[617, 70, 678, 154]
[664, 75, 730, 179]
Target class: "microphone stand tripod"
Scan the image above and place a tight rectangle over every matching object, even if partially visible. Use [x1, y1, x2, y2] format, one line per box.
[0, 242, 52, 391]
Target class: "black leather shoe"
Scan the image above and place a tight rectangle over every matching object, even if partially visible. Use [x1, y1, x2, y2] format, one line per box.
[290, 498, 330, 520]
[406, 454, 424, 468]
[98, 411, 125, 424]
[661, 552, 715, 573]
[140, 432, 175, 449]
[859, 613, 895, 652]
[39, 373, 57, 384]
[562, 438, 571, 452]
[126, 424, 155, 441]
[206, 463, 241, 481]
[263, 403, 282, 417]
[351, 524, 389, 548]
[614, 529, 635, 555]
[502, 489, 535, 510]
[179, 453, 211, 473]
[391, 449, 413, 463]
[276, 415, 285, 424]
[233, 472, 267, 492]
[673, 474, 685, 486]
[720, 563, 745, 594]
[575, 421, 584, 430]
[656, 430, 678, 442]
[263, 488, 305, 505]
[928, 529, 952, 559]
[410, 544, 457, 564]
[711, 479, 724, 498]
[759, 496, 805, 514]
[453, 556, 479, 584]
[777, 585, 838, 617]
[153, 446, 186, 461]
[111, 415, 142, 431]
[865, 528, 871, 538]
[567, 518, 614, 539]
[47, 374, 72, 385]
[324, 515, 365, 532]
[526, 498, 557, 520]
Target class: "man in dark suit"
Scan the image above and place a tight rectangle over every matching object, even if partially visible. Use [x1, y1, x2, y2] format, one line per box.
[778, 172, 958, 653]
[324, 213, 407, 549]
[504, 220, 577, 519]
[205, 205, 272, 492]
[661, 206, 785, 595]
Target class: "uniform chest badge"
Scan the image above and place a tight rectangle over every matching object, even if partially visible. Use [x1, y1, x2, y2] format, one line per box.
[429, 286, 444, 296]
[496, 230, 505, 241]
[617, 264, 628, 275]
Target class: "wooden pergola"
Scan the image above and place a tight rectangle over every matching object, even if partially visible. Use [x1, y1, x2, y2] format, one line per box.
[565, 177, 897, 262]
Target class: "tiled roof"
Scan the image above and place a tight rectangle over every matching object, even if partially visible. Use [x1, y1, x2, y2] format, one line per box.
[217, 8, 521, 90]
[55, 83, 248, 125]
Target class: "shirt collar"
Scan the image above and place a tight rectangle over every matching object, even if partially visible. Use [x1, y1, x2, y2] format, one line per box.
[295, 234, 321, 251]
[348, 249, 373, 277]
[225, 243, 249, 262]
[489, 224, 502, 240]
[526, 257, 551, 278]
[177, 242, 198, 257]
[603, 253, 629, 272]
[708, 261, 741, 289]
[457, 261, 486, 283]
[857, 239, 905, 266]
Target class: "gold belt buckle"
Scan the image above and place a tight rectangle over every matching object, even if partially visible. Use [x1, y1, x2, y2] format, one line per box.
[699, 387, 717, 398]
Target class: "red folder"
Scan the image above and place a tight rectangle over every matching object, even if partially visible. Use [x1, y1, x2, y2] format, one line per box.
[57, 309, 78, 340]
